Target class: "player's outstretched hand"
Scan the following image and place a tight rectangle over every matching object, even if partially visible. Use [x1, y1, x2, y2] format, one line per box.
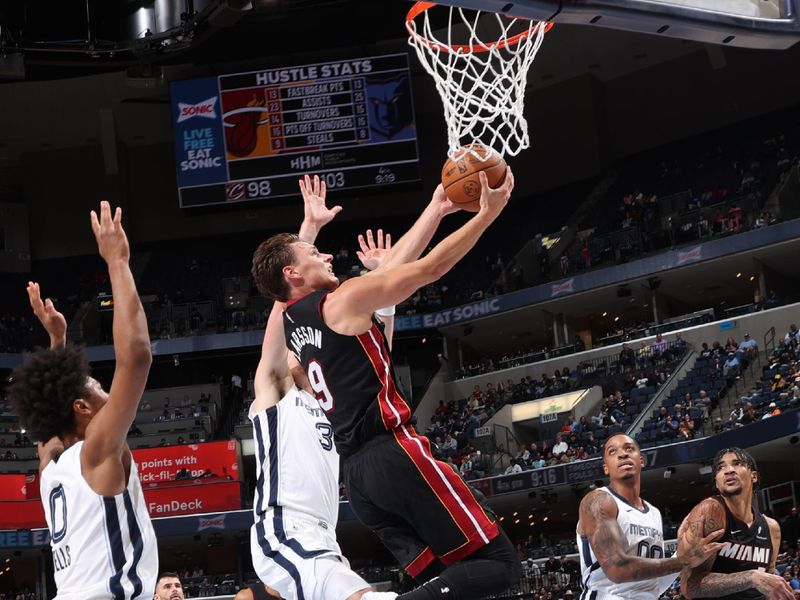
[677, 520, 725, 569]
[356, 229, 392, 272]
[751, 570, 795, 599]
[299, 174, 342, 229]
[90, 201, 130, 265]
[477, 166, 514, 218]
[27, 281, 67, 345]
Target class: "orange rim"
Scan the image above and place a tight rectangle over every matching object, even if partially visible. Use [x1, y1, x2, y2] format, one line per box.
[406, 1, 553, 54]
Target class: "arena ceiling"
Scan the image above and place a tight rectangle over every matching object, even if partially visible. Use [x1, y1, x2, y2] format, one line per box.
[0, 0, 746, 84]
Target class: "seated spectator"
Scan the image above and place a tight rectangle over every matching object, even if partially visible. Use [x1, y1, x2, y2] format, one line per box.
[712, 417, 725, 434]
[460, 455, 473, 479]
[572, 416, 589, 436]
[678, 414, 695, 440]
[761, 402, 781, 419]
[470, 452, 486, 479]
[786, 324, 800, 346]
[552, 433, 568, 457]
[531, 454, 546, 469]
[561, 447, 577, 463]
[635, 373, 649, 388]
[175, 468, 191, 480]
[584, 431, 600, 455]
[738, 333, 758, 358]
[659, 413, 679, 440]
[738, 402, 757, 425]
[723, 352, 740, 379]
[600, 408, 618, 427]
[772, 374, 790, 394]
[504, 458, 522, 475]
[516, 444, 531, 467]
[695, 389, 712, 417]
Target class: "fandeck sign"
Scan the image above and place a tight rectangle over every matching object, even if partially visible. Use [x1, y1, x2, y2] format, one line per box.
[133, 439, 239, 484]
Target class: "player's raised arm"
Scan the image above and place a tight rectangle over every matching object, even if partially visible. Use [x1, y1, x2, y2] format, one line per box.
[324, 170, 514, 333]
[251, 301, 294, 414]
[26, 282, 67, 349]
[298, 174, 342, 244]
[355, 228, 396, 348]
[679, 499, 793, 599]
[82, 202, 152, 468]
[369, 183, 459, 273]
[580, 491, 723, 584]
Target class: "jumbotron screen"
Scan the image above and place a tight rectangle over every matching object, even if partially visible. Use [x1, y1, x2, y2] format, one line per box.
[170, 53, 420, 207]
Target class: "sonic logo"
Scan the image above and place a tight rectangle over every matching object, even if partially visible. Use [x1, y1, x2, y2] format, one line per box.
[198, 515, 226, 531]
[177, 98, 218, 123]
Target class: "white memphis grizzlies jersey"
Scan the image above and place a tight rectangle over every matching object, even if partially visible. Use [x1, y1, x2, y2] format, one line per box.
[250, 386, 340, 544]
[577, 486, 666, 600]
[39, 442, 158, 600]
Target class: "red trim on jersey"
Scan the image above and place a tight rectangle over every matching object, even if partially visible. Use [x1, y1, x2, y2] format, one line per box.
[285, 289, 326, 308]
[405, 546, 436, 579]
[391, 426, 499, 565]
[356, 323, 412, 430]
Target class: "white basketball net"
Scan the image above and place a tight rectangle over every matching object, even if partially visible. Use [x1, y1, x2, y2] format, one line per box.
[407, 3, 548, 160]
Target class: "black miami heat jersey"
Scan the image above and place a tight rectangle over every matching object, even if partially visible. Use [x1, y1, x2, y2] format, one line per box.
[283, 290, 412, 459]
[706, 496, 773, 600]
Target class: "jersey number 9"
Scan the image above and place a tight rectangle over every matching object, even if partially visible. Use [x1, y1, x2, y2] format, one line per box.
[307, 360, 335, 412]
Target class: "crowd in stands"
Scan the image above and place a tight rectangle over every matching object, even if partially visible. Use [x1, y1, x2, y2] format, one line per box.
[455, 317, 707, 380]
[556, 115, 800, 278]
[426, 338, 687, 478]
[0, 590, 39, 600]
[711, 324, 800, 431]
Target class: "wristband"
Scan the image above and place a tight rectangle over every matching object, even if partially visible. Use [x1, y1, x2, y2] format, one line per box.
[375, 305, 396, 317]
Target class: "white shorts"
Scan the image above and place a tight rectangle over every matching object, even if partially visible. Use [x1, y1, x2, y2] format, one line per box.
[251, 513, 369, 600]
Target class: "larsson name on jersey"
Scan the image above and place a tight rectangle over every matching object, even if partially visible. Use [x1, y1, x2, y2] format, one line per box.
[718, 542, 770, 565]
[289, 326, 323, 358]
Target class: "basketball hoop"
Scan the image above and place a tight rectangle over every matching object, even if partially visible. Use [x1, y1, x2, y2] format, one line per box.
[406, 2, 551, 161]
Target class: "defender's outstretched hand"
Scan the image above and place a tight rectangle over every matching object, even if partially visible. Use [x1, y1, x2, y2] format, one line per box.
[90, 201, 130, 265]
[27, 281, 66, 347]
[357, 229, 392, 272]
[298, 174, 342, 243]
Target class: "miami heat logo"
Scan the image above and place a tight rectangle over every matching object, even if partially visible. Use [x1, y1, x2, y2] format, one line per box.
[222, 93, 269, 157]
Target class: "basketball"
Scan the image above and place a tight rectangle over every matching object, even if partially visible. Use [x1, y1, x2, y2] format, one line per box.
[441, 145, 507, 212]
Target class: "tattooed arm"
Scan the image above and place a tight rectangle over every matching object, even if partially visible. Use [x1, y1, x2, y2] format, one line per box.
[680, 499, 794, 599]
[578, 490, 723, 584]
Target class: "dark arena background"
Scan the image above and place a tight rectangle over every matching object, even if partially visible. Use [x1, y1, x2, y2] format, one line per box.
[1, 1, 800, 598]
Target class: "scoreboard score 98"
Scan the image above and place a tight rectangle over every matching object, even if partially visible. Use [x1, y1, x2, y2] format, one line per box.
[170, 53, 420, 208]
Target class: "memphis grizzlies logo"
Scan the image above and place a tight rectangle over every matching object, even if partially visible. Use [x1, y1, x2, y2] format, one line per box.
[366, 75, 414, 140]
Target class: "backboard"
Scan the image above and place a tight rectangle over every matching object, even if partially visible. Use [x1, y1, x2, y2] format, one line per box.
[434, 0, 800, 49]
